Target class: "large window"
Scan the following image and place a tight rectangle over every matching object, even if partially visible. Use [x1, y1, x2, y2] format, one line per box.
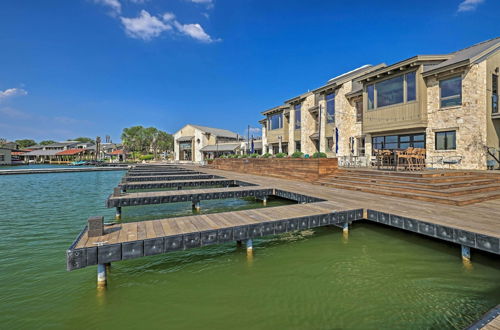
[367, 84, 374, 110]
[326, 92, 335, 123]
[406, 71, 416, 101]
[0, 155, 4, 162]
[372, 134, 425, 151]
[435, 131, 456, 150]
[377, 75, 404, 107]
[294, 103, 301, 129]
[440, 76, 462, 108]
[268, 113, 283, 130]
[367, 71, 417, 109]
[493, 74, 498, 114]
[295, 141, 301, 152]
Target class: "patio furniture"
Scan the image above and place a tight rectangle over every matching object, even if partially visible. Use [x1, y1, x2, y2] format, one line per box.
[443, 156, 462, 169]
[396, 147, 414, 171]
[412, 148, 426, 171]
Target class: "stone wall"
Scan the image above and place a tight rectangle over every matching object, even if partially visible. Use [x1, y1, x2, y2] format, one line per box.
[300, 93, 317, 155]
[425, 61, 488, 170]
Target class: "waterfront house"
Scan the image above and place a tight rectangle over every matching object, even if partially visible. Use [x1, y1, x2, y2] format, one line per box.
[260, 37, 500, 170]
[0, 148, 12, 165]
[173, 124, 243, 162]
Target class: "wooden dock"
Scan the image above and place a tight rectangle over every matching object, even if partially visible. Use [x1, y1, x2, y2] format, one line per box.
[122, 174, 222, 182]
[466, 305, 500, 330]
[119, 178, 247, 191]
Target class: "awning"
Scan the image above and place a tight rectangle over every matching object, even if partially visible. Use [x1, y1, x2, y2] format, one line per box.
[200, 143, 240, 152]
[309, 132, 320, 140]
[177, 136, 194, 142]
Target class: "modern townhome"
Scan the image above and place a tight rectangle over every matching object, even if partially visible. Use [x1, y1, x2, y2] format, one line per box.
[173, 124, 243, 162]
[260, 37, 500, 170]
[357, 37, 500, 170]
[261, 64, 384, 162]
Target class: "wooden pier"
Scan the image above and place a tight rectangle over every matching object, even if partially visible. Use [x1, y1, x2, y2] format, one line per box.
[68, 164, 500, 274]
[119, 178, 249, 191]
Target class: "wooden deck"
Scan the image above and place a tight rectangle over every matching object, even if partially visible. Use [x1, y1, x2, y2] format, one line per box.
[119, 179, 245, 191]
[67, 165, 500, 272]
[466, 305, 500, 330]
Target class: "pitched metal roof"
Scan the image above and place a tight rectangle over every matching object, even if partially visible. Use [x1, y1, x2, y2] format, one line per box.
[190, 125, 240, 139]
[423, 37, 500, 76]
[200, 143, 240, 152]
[23, 150, 60, 156]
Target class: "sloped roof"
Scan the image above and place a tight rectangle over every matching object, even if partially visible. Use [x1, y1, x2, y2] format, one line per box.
[56, 149, 87, 156]
[190, 125, 240, 139]
[200, 143, 240, 152]
[423, 37, 500, 75]
[23, 150, 60, 156]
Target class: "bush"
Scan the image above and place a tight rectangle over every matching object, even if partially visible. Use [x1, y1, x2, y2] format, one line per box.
[249, 153, 259, 158]
[228, 154, 238, 158]
[275, 152, 287, 158]
[237, 154, 246, 158]
[312, 152, 327, 158]
[291, 151, 304, 158]
[262, 153, 272, 158]
[139, 154, 154, 161]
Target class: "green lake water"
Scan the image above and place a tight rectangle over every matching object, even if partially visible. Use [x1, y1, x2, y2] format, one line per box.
[0, 170, 499, 329]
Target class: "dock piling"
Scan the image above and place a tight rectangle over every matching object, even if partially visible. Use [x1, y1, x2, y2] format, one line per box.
[97, 264, 107, 288]
[192, 200, 200, 211]
[115, 207, 122, 220]
[461, 245, 471, 262]
[246, 239, 253, 256]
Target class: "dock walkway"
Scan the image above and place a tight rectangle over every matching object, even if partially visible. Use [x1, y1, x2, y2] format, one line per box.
[68, 165, 500, 272]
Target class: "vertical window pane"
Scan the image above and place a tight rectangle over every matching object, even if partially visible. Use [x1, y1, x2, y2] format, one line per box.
[406, 71, 416, 101]
[493, 74, 498, 113]
[376, 75, 404, 107]
[446, 132, 456, 150]
[268, 113, 283, 130]
[440, 76, 462, 107]
[294, 103, 301, 129]
[436, 133, 446, 150]
[356, 100, 363, 122]
[435, 131, 456, 150]
[326, 93, 335, 123]
[367, 84, 374, 109]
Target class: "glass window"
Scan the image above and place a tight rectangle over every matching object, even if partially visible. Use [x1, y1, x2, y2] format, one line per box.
[295, 141, 301, 152]
[268, 113, 283, 130]
[327, 137, 334, 152]
[355, 100, 363, 122]
[440, 76, 462, 108]
[406, 71, 416, 101]
[294, 103, 301, 129]
[435, 131, 456, 150]
[377, 75, 404, 108]
[367, 85, 374, 110]
[493, 74, 498, 114]
[326, 93, 335, 123]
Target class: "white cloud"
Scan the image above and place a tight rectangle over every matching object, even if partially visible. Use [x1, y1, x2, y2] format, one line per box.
[173, 21, 218, 43]
[457, 0, 484, 12]
[0, 88, 28, 101]
[120, 10, 172, 41]
[94, 0, 122, 15]
[186, 0, 214, 9]
[162, 12, 176, 22]
[129, 0, 148, 3]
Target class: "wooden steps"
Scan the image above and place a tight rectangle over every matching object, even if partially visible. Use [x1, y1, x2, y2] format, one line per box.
[315, 169, 500, 206]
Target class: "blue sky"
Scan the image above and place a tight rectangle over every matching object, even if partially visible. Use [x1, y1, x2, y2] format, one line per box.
[0, 0, 498, 142]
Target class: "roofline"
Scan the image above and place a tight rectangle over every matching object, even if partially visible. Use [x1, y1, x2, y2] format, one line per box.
[284, 91, 313, 105]
[423, 44, 500, 77]
[357, 55, 451, 83]
[261, 105, 289, 116]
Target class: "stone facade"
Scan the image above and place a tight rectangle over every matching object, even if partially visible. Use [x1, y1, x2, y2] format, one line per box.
[425, 62, 488, 170]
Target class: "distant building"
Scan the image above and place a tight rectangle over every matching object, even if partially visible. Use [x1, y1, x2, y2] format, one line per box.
[0, 148, 12, 165]
[173, 124, 243, 162]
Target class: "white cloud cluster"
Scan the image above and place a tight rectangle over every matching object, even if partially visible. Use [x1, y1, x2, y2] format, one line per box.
[120, 9, 218, 42]
[94, 0, 122, 15]
[0, 88, 28, 101]
[120, 10, 172, 40]
[93, 0, 218, 42]
[457, 0, 484, 12]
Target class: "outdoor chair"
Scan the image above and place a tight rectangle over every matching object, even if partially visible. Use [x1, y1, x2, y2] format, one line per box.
[412, 148, 426, 171]
[396, 147, 413, 171]
[442, 156, 462, 169]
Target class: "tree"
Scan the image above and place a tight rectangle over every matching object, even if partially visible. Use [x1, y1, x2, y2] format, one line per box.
[15, 139, 37, 149]
[39, 140, 57, 145]
[121, 126, 174, 159]
[121, 126, 145, 153]
[71, 137, 95, 144]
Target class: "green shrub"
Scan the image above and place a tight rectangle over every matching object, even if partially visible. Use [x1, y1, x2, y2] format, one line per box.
[237, 154, 246, 158]
[312, 152, 327, 158]
[249, 153, 259, 158]
[262, 153, 272, 158]
[139, 154, 154, 161]
[228, 154, 237, 158]
[275, 152, 287, 158]
[291, 151, 304, 158]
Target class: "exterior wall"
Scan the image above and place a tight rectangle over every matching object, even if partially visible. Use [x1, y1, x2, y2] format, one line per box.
[0, 149, 12, 165]
[300, 93, 317, 155]
[174, 125, 196, 161]
[288, 108, 296, 154]
[425, 61, 488, 170]
[486, 51, 500, 167]
[362, 66, 427, 134]
[261, 123, 268, 155]
[335, 81, 359, 157]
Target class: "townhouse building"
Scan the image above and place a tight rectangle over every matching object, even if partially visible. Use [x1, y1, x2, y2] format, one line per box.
[261, 37, 500, 170]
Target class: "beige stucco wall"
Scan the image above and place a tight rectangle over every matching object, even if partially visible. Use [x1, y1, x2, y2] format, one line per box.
[425, 61, 488, 170]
